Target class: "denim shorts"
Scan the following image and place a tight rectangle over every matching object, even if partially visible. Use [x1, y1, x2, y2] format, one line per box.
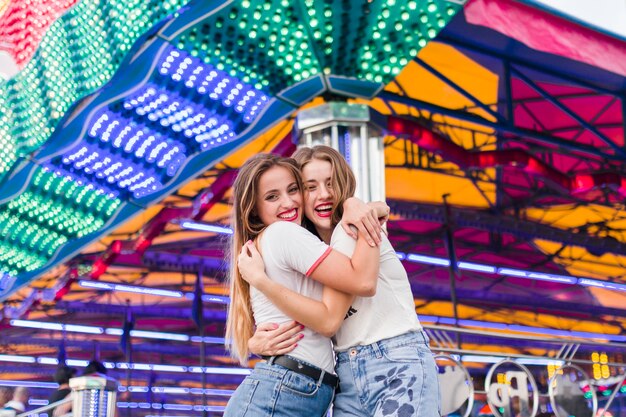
[224, 360, 334, 417]
[333, 331, 441, 417]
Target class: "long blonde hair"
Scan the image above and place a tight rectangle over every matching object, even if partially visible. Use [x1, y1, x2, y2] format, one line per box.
[293, 145, 356, 228]
[225, 153, 304, 365]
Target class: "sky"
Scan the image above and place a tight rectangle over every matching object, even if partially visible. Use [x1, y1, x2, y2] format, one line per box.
[533, 0, 626, 38]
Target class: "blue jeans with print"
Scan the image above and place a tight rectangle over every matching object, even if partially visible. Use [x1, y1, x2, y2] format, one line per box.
[333, 331, 440, 417]
[224, 360, 334, 417]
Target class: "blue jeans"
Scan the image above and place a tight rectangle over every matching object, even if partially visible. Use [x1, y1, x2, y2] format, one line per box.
[333, 331, 441, 417]
[224, 360, 334, 417]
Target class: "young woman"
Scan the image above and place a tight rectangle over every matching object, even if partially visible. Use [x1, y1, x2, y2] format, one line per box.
[239, 146, 441, 417]
[224, 153, 382, 417]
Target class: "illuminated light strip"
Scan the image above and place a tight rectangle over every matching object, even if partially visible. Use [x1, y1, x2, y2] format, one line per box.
[457, 261, 496, 274]
[578, 278, 626, 292]
[107, 329, 190, 342]
[188, 366, 250, 375]
[118, 403, 225, 412]
[406, 253, 450, 266]
[78, 280, 230, 303]
[11, 318, 226, 344]
[0, 354, 250, 376]
[0, 380, 58, 389]
[460, 355, 564, 366]
[0, 381, 234, 396]
[0, 354, 35, 363]
[199, 294, 230, 304]
[396, 252, 621, 290]
[179, 220, 233, 234]
[419, 316, 626, 342]
[10, 319, 104, 334]
[78, 280, 183, 298]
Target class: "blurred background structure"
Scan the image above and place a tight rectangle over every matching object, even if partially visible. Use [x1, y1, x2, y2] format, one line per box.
[0, 0, 624, 415]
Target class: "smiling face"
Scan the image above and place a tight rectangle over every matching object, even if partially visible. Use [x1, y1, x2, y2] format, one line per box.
[255, 165, 303, 227]
[302, 158, 335, 241]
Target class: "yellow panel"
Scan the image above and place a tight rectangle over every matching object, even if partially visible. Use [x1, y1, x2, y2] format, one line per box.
[359, 41, 501, 208]
[416, 301, 625, 335]
[386, 168, 495, 207]
[525, 205, 626, 243]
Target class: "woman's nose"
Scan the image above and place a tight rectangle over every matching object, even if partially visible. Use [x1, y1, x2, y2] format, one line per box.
[280, 194, 297, 207]
[320, 185, 331, 199]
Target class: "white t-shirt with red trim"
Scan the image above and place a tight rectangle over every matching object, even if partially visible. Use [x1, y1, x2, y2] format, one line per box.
[251, 221, 335, 373]
[330, 225, 422, 351]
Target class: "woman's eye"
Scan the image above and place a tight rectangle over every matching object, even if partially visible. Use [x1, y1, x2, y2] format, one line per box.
[307, 186, 316, 191]
[289, 186, 299, 193]
[265, 194, 277, 201]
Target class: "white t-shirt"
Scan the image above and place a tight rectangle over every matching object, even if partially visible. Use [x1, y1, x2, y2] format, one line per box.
[330, 225, 422, 351]
[250, 221, 335, 373]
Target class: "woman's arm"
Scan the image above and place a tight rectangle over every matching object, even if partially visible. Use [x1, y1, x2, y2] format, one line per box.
[308, 227, 380, 296]
[239, 244, 355, 337]
[248, 321, 303, 356]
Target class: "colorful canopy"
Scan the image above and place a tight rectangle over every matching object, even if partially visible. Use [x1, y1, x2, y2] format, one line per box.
[0, 0, 625, 413]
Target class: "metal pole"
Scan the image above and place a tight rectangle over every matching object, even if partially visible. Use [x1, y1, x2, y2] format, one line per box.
[125, 301, 132, 417]
[199, 268, 207, 417]
[442, 194, 461, 349]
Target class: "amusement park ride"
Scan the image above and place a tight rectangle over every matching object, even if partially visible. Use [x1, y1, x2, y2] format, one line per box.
[0, 0, 624, 415]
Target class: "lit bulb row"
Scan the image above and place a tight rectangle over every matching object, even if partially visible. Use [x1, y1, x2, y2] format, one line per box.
[0, 0, 78, 66]
[0, 210, 67, 257]
[158, 46, 270, 123]
[32, 168, 121, 217]
[88, 109, 187, 174]
[357, 0, 459, 83]
[0, 240, 55, 276]
[59, 147, 163, 198]
[308, 0, 459, 84]
[123, 84, 236, 143]
[0, 0, 190, 179]
[0, 125, 18, 176]
[176, 6, 321, 92]
[0, 240, 47, 276]
[6, 192, 105, 238]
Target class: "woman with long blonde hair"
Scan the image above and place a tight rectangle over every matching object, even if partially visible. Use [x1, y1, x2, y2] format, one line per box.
[224, 153, 382, 417]
[240, 146, 441, 417]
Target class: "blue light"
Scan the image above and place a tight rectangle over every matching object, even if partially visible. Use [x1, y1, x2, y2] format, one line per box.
[179, 220, 233, 234]
[579, 278, 626, 292]
[406, 253, 450, 266]
[458, 261, 496, 274]
[157, 46, 270, 124]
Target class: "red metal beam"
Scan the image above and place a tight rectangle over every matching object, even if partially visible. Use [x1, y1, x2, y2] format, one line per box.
[387, 116, 626, 198]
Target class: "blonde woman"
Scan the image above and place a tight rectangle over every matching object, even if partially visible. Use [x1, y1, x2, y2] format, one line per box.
[224, 153, 381, 417]
[240, 146, 440, 417]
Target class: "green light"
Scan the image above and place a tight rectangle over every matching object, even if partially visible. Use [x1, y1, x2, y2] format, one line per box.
[0, 0, 192, 180]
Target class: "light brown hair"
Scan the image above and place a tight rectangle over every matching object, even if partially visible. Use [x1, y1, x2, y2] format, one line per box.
[225, 153, 304, 365]
[293, 145, 356, 228]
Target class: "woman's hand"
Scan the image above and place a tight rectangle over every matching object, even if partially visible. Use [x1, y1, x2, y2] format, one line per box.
[367, 201, 390, 226]
[341, 197, 385, 246]
[248, 321, 305, 356]
[238, 241, 268, 288]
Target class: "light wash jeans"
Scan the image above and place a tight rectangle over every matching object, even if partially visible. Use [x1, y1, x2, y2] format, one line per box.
[224, 360, 334, 417]
[332, 331, 441, 417]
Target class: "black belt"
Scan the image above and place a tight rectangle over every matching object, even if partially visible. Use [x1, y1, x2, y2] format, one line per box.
[262, 355, 338, 388]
